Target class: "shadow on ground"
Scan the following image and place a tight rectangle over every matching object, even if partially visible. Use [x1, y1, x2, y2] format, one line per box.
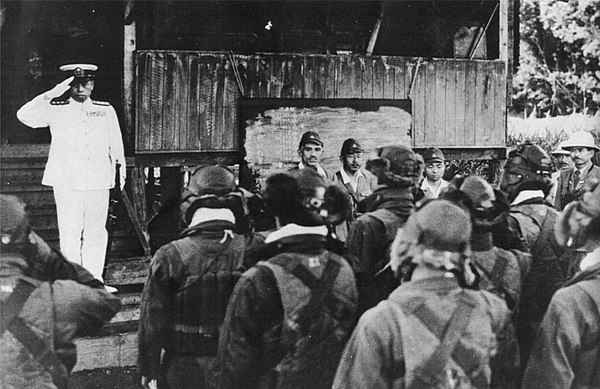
[70, 366, 140, 389]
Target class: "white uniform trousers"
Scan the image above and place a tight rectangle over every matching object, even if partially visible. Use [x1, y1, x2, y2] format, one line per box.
[53, 186, 109, 281]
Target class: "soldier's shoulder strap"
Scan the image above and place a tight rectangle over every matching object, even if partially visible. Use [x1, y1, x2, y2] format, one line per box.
[0, 278, 69, 389]
[91, 100, 111, 106]
[0, 278, 37, 335]
[49, 98, 69, 105]
[531, 207, 557, 259]
[368, 208, 402, 242]
[489, 251, 509, 288]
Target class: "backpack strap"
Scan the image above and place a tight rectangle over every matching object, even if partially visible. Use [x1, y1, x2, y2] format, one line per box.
[530, 208, 556, 260]
[291, 260, 341, 334]
[489, 253, 508, 289]
[7, 317, 69, 388]
[336, 171, 359, 204]
[411, 294, 477, 386]
[0, 280, 69, 389]
[0, 280, 36, 335]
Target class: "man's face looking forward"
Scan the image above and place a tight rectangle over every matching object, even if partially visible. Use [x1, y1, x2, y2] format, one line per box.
[342, 152, 363, 174]
[568, 147, 594, 169]
[69, 80, 94, 103]
[299, 143, 323, 168]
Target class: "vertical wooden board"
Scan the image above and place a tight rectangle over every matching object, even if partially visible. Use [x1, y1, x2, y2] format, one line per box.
[162, 53, 177, 151]
[433, 61, 447, 146]
[392, 57, 407, 99]
[244, 56, 258, 98]
[483, 62, 497, 146]
[136, 52, 152, 151]
[223, 59, 239, 150]
[381, 58, 395, 99]
[213, 58, 225, 150]
[291, 55, 304, 98]
[280, 55, 293, 98]
[361, 57, 374, 99]
[494, 61, 507, 145]
[325, 55, 337, 98]
[302, 56, 315, 98]
[353, 57, 364, 99]
[373, 57, 387, 98]
[150, 52, 165, 151]
[454, 61, 467, 148]
[313, 56, 326, 98]
[464, 61, 478, 146]
[474, 61, 489, 146]
[268, 55, 278, 98]
[199, 61, 214, 150]
[445, 61, 457, 146]
[177, 53, 190, 150]
[187, 55, 201, 150]
[423, 60, 437, 146]
[257, 57, 270, 98]
[412, 59, 426, 147]
[337, 56, 357, 98]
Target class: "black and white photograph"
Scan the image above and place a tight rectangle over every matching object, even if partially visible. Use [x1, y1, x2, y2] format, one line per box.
[1, 0, 599, 388]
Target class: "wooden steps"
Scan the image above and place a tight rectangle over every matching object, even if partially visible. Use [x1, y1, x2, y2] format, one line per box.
[74, 258, 149, 371]
[1, 144, 165, 371]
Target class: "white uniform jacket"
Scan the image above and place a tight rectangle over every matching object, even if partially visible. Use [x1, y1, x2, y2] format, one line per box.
[17, 94, 125, 190]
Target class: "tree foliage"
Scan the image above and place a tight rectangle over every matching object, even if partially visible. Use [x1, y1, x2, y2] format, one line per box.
[512, 0, 600, 116]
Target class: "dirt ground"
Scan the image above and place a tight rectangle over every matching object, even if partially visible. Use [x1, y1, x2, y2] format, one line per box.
[69, 366, 140, 389]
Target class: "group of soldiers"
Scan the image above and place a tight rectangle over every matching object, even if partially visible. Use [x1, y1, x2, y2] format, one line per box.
[1, 63, 600, 389]
[137, 128, 600, 389]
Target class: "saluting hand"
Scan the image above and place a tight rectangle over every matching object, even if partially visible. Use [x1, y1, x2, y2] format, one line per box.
[46, 76, 74, 99]
[141, 376, 157, 389]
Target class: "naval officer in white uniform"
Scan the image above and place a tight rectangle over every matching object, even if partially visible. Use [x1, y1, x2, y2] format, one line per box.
[17, 64, 126, 287]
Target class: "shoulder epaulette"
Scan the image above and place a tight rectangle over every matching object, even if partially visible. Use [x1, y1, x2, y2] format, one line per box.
[50, 99, 69, 105]
[92, 100, 110, 106]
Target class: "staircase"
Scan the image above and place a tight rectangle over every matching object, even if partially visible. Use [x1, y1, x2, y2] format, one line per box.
[1, 144, 149, 371]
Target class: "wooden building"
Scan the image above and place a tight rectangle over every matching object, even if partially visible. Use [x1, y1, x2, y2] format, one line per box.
[0, 0, 518, 369]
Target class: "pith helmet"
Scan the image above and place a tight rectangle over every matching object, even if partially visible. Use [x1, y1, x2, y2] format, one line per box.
[551, 141, 571, 156]
[562, 131, 599, 151]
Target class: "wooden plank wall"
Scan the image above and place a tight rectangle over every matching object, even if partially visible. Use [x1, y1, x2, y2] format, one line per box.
[136, 52, 506, 154]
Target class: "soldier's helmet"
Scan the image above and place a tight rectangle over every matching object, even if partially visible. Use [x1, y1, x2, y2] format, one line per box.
[263, 169, 351, 227]
[1, 195, 30, 249]
[499, 142, 552, 198]
[180, 165, 244, 226]
[369, 145, 421, 188]
[389, 200, 472, 280]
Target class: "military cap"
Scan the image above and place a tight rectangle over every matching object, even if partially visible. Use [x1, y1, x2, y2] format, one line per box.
[422, 147, 445, 163]
[298, 131, 324, 148]
[59, 63, 97, 84]
[340, 138, 364, 156]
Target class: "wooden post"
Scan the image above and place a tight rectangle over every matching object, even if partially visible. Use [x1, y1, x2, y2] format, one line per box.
[124, 1, 149, 247]
[499, 0, 514, 108]
[124, 0, 136, 153]
[366, 5, 385, 56]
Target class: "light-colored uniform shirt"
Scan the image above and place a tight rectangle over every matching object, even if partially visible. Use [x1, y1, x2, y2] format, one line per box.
[421, 178, 450, 199]
[298, 161, 328, 179]
[17, 94, 125, 190]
